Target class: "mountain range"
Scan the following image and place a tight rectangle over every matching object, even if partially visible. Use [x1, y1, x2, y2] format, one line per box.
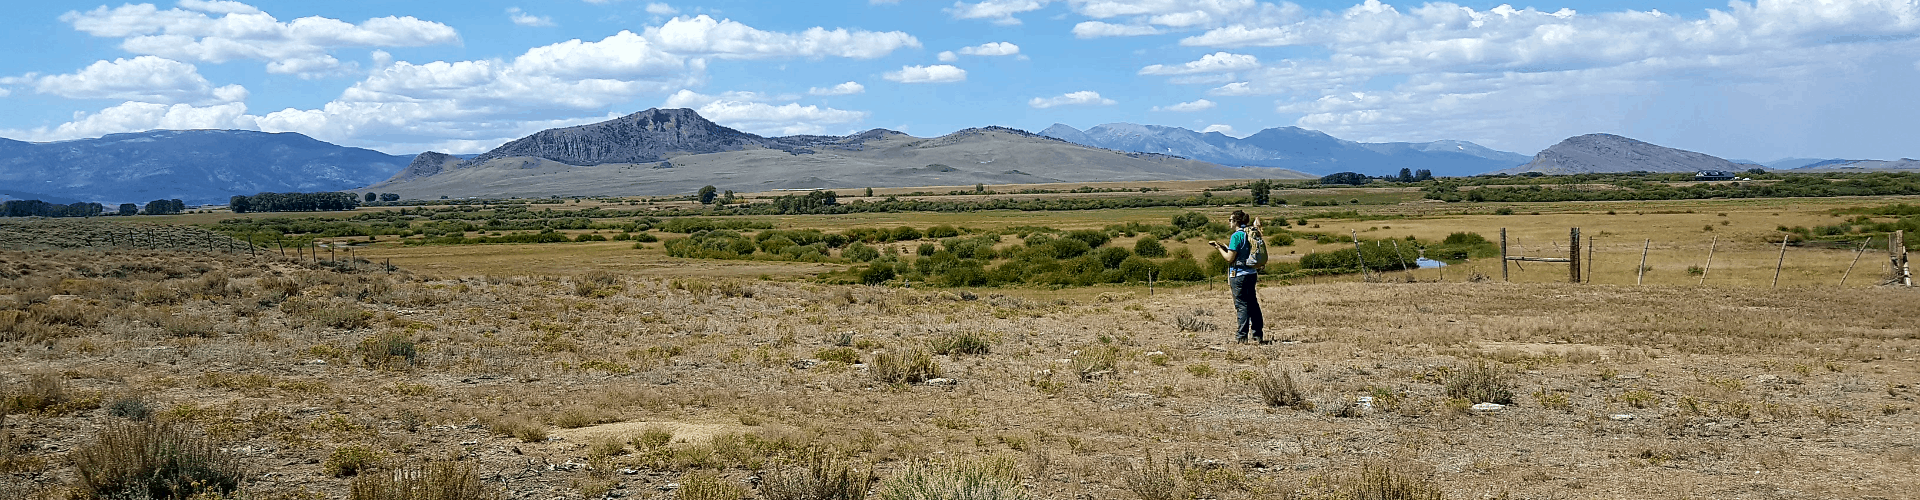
[0, 130, 407, 205]
[4, 109, 1915, 205]
[1039, 123, 1533, 177]
[368, 108, 1307, 199]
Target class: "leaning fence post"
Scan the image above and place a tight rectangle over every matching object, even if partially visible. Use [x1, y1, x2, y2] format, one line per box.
[1637, 239, 1650, 285]
[1350, 230, 1369, 278]
[1841, 237, 1871, 286]
[1771, 234, 1789, 289]
[1392, 240, 1410, 273]
[1699, 236, 1717, 286]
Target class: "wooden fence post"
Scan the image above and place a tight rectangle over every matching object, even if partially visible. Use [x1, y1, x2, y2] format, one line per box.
[1841, 237, 1870, 286]
[1586, 235, 1594, 283]
[1637, 239, 1649, 285]
[1569, 228, 1581, 283]
[1700, 236, 1717, 286]
[1771, 234, 1789, 289]
[1894, 230, 1911, 286]
[1500, 228, 1509, 282]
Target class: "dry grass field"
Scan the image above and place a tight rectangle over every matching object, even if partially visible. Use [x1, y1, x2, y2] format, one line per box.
[3, 193, 1917, 500]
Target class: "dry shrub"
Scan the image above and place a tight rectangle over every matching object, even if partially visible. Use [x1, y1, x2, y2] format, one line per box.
[1122, 450, 1183, 500]
[875, 456, 1027, 500]
[1174, 315, 1217, 332]
[349, 461, 498, 500]
[486, 415, 547, 442]
[872, 349, 940, 385]
[358, 333, 419, 369]
[70, 421, 245, 500]
[760, 448, 876, 500]
[1122, 451, 1249, 500]
[1292, 464, 1443, 500]
[631, 426, 674, 450]
[1073, 346, 1121, 381]
[816, 347, 862, 364]
[134, 283, 179, 305]
[930, 332, 991, 356]
[5, 375, 65, 414]
[325, 445, 385, 477]
[0, 406, 47, 474]
[161, 314, 223, 338]
[106, 394, 153, 421]
[573, 270, 621, 297]
[25, 301, 96, 328]
[680, 471, 749, 500]
[550, 405, 620, 429]
[1252, 369, 1313, 410]
[1445, 362, 1515, 405]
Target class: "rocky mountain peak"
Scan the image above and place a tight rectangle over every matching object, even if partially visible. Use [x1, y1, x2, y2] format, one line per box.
[463, 107, 784, 167]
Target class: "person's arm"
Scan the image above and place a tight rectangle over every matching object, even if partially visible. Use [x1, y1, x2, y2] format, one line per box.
[1210, 228, 1243, 262]
[1209, 239, 1235, 261]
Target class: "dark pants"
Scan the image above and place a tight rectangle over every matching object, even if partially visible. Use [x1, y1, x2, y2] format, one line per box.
[1230, 272, 1263, 341]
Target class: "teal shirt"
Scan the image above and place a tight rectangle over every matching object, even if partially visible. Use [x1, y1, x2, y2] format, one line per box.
[1228, 228, 1255, 277]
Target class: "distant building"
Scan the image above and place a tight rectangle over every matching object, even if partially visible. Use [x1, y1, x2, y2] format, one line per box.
[1694, 170, 1735, 181]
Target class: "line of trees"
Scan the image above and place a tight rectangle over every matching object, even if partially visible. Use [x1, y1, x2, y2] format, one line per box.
[230, 192, 361, 213]
[1, 200, 105, 217]
[143, 199, 187, 215]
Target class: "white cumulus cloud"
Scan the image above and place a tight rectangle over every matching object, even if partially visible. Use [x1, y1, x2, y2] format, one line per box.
[661, 89, 867, 136]
[645, 3, 679, 15]
[644, 15, 919, 59]
[958, 41, 1021, 56]
[948, 0, 1051, 25]
[3, 101, 254, 142]
[60, 1, 461, 77]
[937, 51, 959, 62]
[1202, 124, 1238, 136]
[1152, 99, 1214, 112]
[33, 56, 247, 105]
[1029, 90, 1115, 109]
[1167, 0, 1920, 153]
[1139, 52, 1257, 75]
[885, 65, 967, 83]
[808, 81, 865, 96]
[507, 8, 555, 27]
[1072, 21, 1162, 38]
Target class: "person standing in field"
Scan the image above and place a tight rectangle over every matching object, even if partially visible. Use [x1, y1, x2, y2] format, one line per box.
[1209, 210, 1264, 344]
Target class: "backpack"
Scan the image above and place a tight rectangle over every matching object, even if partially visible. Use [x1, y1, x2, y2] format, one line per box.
[1236, 228, 1268, 269]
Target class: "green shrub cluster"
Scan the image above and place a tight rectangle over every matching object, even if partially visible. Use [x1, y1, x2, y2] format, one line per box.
[1298, 239, 1422, 272]
[1423, 231, 1501, 262]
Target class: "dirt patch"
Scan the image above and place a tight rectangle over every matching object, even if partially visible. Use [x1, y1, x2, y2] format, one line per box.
[550, 420, 752, 447]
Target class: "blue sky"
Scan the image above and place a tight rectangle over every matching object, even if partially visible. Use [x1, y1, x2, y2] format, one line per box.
[2, 0, 1916, 162]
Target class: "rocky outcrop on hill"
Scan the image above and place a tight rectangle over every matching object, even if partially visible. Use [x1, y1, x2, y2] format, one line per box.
[464, 108, 806, 166]
[1504, 134, 1743, 175]
[390, 151, 458, 182]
